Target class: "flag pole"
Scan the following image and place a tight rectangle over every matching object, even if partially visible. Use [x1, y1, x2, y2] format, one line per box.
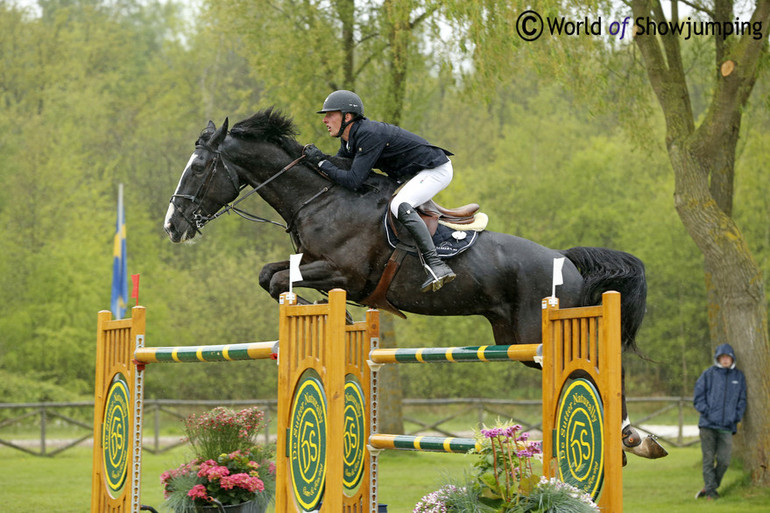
[111, 184, 128, 318]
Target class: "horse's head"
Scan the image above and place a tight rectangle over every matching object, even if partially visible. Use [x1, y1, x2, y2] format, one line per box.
[164, 118, 241, 243]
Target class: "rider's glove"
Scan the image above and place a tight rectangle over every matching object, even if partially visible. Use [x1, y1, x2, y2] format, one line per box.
[303, 144, 328, 167]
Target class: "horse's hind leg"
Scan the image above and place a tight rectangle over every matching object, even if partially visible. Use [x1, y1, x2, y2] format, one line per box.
[621, 366, 668, 460]
[489, 316, 543, 369]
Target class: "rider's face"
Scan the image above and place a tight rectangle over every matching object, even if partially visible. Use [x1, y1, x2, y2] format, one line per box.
[323, 111, 343, 137]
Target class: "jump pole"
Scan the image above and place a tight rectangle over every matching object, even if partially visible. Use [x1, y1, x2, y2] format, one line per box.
[366, 291, 623, 513]
[92, 289, 621, 512]
[91, 289, 379, 513]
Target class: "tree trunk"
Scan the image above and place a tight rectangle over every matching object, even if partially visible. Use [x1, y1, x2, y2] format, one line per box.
[383, 0, 411, 125]
[630, 0, 770, 486]
[334, 0, 355, 90]
[668, 140, 770, 485]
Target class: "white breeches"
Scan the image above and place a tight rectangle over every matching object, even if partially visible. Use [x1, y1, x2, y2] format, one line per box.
[390, 159, 453, 216]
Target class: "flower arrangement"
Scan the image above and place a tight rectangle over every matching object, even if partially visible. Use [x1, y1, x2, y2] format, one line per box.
[185, 406, 266, 461]
[473, 423, 543, 506]
[511, 477, 599, 513]
[413, 484, 468, 513]
[413, 421, 599, 513]
[160, 407, 275, 512]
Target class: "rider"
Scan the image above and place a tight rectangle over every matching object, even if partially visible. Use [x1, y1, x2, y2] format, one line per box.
[303, 90, 456, 293]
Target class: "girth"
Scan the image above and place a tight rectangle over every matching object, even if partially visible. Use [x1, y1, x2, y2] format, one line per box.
[358, 245, 409, 318]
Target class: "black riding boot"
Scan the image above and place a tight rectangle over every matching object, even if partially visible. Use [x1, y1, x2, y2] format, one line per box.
[397, 202, 456, 292]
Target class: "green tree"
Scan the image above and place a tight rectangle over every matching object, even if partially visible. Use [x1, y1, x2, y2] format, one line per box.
[628, 0, 770, 485]
[443, 0, 769, 486]
[0, 0, 285, 399]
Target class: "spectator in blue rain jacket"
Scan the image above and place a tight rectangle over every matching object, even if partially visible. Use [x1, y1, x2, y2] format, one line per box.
[693, 343, 747, 500]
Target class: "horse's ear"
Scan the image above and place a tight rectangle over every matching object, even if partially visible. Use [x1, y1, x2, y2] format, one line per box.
[206, 120, 216, 131]
[210, 118, 229, 149]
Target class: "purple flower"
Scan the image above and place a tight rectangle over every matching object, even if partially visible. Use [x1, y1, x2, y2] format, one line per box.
[482, 427, 504, 438]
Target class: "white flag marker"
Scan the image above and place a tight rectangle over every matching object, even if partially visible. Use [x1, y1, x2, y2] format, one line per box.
[289, 253, 303, 297]
[551, 256, 565, 300]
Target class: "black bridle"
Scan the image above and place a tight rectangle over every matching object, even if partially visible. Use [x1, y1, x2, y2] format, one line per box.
[169, 147, 240, 234]
[169, 145, 312, 235]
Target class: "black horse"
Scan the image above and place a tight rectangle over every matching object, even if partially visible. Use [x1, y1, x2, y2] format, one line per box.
[164, 108, 666, 461]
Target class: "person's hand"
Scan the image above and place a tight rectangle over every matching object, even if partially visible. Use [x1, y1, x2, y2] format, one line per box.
[303, 144, 327, 167]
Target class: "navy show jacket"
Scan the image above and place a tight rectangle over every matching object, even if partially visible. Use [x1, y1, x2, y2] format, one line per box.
[319, 119, 452, 191]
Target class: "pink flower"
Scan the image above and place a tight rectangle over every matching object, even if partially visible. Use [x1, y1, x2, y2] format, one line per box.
[197, 460, 217, 475]
[187, 484, 209, 500]
[220, 473, 265, 492]
[198, 460, 230, 480]
[210, 466, 230, 480]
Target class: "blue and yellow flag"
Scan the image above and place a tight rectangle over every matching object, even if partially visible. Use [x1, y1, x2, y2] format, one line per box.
[111, 184, 128, 319]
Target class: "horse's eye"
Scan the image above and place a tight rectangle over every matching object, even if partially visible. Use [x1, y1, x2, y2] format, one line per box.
[191, 162, 206, 175]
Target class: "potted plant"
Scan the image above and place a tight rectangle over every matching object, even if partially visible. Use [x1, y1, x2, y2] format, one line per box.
[413, 421, 599, 513]
[160, 406, 275, 513]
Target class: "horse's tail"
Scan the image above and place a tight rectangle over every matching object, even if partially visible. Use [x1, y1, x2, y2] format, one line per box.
[562, 246, 647, 353]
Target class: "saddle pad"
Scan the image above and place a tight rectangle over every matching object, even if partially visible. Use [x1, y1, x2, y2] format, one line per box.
[383, 212, 479, 259]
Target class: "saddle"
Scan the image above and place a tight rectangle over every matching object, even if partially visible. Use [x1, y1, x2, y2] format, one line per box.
[361, 200, 486, 318]
[388, 200, 482, 239]
[417, 200, 480, 232]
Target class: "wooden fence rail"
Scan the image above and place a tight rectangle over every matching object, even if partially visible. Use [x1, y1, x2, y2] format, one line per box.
[0, 396, 699, 457]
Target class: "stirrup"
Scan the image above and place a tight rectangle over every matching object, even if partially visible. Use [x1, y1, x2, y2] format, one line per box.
[420, 264, 456, 293]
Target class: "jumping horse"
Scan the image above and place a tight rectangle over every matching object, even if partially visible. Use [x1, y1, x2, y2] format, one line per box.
[163, 108, 667, 461]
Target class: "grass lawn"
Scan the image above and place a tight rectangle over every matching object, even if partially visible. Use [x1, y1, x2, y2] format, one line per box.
[2, 444, 768, 512]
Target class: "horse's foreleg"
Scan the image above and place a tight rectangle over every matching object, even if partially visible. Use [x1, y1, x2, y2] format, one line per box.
[266, 260, 352, 298]
[259, 261, 290, 299]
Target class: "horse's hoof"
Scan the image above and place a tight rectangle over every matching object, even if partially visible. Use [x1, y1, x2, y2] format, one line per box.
[621, 425, 641, 448]
[624, 435, 668, 459]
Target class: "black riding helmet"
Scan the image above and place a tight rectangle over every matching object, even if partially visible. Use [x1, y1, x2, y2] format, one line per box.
[317, 90, 364, 137]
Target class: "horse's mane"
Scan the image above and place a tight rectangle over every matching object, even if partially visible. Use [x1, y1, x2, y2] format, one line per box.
[229, 107, 303, 156]
[197, 106, 355, 175]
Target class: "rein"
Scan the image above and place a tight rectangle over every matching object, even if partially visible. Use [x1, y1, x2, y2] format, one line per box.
[173, 149, 332, 237]
[196, 154, 308, 229]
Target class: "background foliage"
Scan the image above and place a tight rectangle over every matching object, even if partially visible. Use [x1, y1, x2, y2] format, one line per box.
[1, 0, 767, 404]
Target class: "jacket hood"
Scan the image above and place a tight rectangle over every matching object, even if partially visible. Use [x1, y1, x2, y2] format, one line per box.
[713, 343, 736, 368]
